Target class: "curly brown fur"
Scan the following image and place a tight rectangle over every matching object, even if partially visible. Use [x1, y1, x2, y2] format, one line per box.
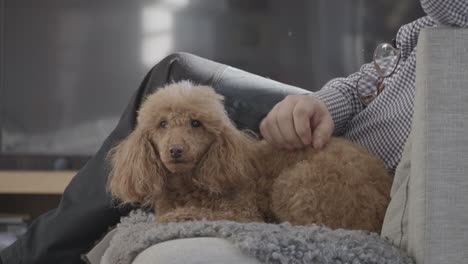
[108, 81, 392, 233]
[107, 81, 262, 223]
[255, 138, 392, 233]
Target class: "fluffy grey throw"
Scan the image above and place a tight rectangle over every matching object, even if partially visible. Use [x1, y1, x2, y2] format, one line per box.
[102, 210, 413, 264]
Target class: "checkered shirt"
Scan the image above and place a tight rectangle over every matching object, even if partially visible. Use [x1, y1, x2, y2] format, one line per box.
[311, 0, 467, 174]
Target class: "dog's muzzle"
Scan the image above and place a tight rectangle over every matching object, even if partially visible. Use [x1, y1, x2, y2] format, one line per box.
[169, 144, 184, 159]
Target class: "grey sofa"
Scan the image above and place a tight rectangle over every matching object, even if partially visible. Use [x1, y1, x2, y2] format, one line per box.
[405, 27, 468, 264]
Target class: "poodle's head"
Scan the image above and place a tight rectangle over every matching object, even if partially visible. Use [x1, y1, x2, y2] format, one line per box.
[138, 81, 228, 174]
[108, 81, 256, 207]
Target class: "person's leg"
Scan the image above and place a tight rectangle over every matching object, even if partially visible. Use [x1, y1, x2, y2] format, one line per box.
[131, 238, 261, 264]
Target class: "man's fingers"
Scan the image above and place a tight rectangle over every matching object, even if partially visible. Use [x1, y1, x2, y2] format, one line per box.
[261, 105, 287, 148]
[311, 114, 334, 149]
[276, 97, 303, 148]
[260, 119, 273, 144]
[293, 100, 314, 146]
[260, 94, 334, 150]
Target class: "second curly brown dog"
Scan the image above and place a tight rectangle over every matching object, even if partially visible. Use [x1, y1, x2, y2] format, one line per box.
[108, 81, 392, 233]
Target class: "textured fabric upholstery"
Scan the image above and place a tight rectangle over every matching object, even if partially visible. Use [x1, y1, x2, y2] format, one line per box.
[410, 27, 468, 264]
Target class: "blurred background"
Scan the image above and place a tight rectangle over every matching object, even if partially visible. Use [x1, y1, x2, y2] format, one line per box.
[0, 0, 425, 169]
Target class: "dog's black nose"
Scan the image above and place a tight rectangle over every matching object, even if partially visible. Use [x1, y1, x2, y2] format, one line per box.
[169, 145, 184, 159]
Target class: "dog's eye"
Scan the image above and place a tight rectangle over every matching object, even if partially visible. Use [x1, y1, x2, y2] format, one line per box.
[160, 121, 167, 128]
[191, 120, 202, 128]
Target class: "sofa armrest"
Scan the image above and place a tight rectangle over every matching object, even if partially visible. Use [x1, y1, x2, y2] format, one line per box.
[410, 27, 468, 264]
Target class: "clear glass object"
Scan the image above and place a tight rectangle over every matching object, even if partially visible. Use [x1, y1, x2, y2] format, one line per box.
[357, 42, 400, 106]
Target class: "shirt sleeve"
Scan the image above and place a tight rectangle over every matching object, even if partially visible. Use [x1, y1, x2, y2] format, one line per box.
[307, 62, 376, 135]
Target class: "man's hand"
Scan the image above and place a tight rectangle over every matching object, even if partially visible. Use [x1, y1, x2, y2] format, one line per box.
[260, 95, 334, 150]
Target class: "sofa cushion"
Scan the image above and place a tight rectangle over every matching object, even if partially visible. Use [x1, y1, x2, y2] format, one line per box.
[411, 27, 468, 264]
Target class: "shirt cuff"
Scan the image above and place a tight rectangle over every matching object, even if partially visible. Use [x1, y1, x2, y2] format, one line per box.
[307, 88, 352, 136]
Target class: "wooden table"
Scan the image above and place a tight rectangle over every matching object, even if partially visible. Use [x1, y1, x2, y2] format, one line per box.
[0, 171, 76, 194]
[0, 171, 77, 219]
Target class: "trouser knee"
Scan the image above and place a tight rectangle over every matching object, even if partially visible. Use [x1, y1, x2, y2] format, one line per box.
[149, 52, 226, 88]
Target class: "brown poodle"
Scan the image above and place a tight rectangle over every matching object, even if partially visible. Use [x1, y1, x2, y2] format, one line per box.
[108, 81, 392, 233]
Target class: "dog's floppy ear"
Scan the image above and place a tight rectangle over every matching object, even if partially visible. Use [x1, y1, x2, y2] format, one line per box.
[107, 127, 165, 208]
[195, 124, 257, 194]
